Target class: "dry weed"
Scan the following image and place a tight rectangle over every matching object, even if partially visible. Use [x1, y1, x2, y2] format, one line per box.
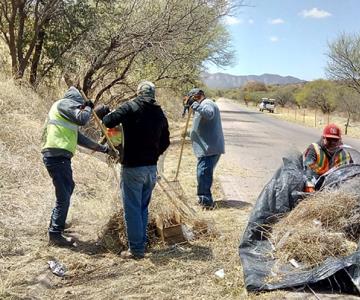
[271, 178, 360, 267]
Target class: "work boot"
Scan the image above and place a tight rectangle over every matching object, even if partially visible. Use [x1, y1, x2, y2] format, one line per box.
[197, 197, 215, 210]
[120, 250, 144, 260]
[48, 233, 77, 248]
[202, 202, 216, 210]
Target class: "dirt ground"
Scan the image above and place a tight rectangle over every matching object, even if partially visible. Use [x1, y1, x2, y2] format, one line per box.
[2, 89, 360, 299]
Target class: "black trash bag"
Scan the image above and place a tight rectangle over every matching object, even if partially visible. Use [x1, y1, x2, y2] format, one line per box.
[239, 150, 360, 295]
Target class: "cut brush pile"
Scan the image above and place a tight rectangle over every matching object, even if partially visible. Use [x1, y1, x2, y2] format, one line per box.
[98, 168, 219, 254]
[270, 177, 360, 268]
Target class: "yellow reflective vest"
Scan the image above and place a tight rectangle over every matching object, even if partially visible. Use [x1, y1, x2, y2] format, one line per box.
[42, 100, 78, 154]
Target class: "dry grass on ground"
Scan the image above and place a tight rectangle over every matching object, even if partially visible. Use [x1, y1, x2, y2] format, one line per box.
[0, 80, 258, 299]
[270, 178, 360, 268]
[274, 107, 360, 139]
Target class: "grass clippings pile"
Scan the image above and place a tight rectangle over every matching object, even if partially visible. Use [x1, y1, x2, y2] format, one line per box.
[98, 209, 128, 254]
[99, 170, 220, 254]
[99, 209, 164, 254]
[271, 177, 360, 267]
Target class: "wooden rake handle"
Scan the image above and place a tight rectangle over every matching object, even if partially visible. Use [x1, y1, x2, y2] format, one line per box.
[174, 108, 192, 180]
[79, 90, 118, 157]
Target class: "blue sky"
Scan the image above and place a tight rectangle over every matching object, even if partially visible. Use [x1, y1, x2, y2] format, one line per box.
[207, 0, 360, 81]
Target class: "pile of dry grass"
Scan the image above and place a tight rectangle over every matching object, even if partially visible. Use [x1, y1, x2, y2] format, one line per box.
[97, 139, 219, 254]
[271, 178, 360, 267]
[98, 209, 127, 254]
[99, 209, 189, 254]
[98, 193, 219, 254]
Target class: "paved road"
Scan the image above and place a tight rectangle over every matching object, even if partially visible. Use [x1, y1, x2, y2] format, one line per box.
[216, 99, 360, 299]
[217, 98, 360, 204]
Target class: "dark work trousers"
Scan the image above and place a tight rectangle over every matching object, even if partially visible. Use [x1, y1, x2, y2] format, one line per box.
[196, 154, 221, 207]
[43, 156, 75, 235]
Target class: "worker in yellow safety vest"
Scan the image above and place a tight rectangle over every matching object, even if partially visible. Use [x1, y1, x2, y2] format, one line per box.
[42, 86, 117, 247]
[303, 123, 353, 193]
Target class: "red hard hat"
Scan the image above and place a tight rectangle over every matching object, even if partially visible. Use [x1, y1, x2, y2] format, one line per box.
[322, 123, 341, 139]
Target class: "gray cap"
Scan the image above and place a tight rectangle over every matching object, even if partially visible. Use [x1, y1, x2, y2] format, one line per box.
[137, 80, 155, 96]
[187, 88, 204, 97]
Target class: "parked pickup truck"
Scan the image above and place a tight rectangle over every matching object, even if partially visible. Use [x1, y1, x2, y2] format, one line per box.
[259, 98, 275, 113]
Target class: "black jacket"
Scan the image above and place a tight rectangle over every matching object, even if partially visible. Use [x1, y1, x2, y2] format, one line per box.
[103, 96, 170, 167]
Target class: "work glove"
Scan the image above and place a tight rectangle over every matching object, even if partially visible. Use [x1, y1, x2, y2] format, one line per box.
[303, 183, 315, 193]
[182, 105, 189, 118]
[182, 96, 189, 117]
[94, 104, 110, 120]
[105, 145, 119, 159]
[186, 96, 196, 107]
[182, 96, 196, 117]
[84, 100, 95, 109]
[304, 186, 315, 193]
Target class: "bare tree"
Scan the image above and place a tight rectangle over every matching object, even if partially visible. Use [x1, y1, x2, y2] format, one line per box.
[0, 0, 244, 95]
[326, 33, 360, 95]
[336, 85, 360, 134]
[0, 0, 61, 78]
[0, 0, 93, 85]
[64, 0, 242, 101]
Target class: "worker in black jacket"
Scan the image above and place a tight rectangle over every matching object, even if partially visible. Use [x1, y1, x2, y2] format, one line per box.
[100, 81, 170, 259]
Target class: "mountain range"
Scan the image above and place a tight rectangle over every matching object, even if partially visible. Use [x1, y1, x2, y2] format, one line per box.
[201, 72, 304, 89]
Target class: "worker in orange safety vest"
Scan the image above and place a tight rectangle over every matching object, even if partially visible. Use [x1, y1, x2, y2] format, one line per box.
[94, 104, 123, 162]
[303, 123, 353, 192]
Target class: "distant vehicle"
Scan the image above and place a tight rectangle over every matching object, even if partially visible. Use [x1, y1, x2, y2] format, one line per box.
[259, 98, 275, 113]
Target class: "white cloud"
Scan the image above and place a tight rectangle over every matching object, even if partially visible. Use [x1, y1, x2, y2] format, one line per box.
[269, 36, 279, 42]
[223, 16, 243, 25]
[269, 18, 284, 24]
[248, 19, 254, 24]
[300, 8, 332, 18]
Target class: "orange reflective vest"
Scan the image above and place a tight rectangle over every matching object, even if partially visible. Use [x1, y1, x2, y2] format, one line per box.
[106, 126, 122, 147]
[307, 143, 351, 176]
[308, 143, 329, 175]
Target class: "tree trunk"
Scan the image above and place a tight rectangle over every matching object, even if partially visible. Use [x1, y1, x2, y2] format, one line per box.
[345, 113, 350, 135]
[29, 27, 46, 86]
[7, 3, 18, 77]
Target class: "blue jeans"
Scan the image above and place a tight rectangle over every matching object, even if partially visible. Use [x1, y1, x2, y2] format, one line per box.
[43, 156, 75, 235]
[197, 154, 221, 207]
[121, 165, 157, 256]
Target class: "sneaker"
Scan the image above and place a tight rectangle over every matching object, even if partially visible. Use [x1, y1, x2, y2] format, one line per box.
[120, 250, 144, 260]
[48, 233, 77, 248]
